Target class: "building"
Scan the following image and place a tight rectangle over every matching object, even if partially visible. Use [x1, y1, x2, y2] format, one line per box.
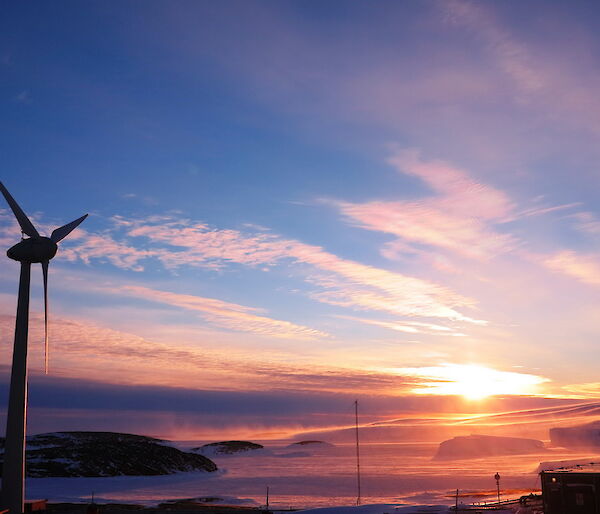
[541, 470, 600, 514]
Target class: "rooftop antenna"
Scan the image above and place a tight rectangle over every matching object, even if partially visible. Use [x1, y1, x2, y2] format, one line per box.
[0, 181, 87, 514]
[355, 399, 361, 506]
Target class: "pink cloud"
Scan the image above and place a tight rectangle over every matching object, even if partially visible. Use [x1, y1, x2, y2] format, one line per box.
[117, 284, 329, 340]
[60, 232, 158, 271]
[336, 150, 517, 259]
[338, 200, 515, 259]
[306, 269, 481, 323]
[544, 250, 600, 286]
[389, 149, 514, 220]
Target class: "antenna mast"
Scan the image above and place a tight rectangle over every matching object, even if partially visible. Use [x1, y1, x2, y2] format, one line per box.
[355, 399, 361, 506]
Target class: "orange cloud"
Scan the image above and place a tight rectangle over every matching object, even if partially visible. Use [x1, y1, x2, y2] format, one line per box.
[0, 310, 421, 395]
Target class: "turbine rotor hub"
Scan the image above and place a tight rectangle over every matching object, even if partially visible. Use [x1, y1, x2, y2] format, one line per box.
[7, 237, 58, 263]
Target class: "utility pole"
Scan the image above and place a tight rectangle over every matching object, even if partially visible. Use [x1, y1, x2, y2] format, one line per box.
[355, 400, 361, 506]
[494, 472, 501, 502]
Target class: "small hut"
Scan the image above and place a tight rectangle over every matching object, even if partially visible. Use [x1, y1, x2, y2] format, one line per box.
[541, 469, 600, 513]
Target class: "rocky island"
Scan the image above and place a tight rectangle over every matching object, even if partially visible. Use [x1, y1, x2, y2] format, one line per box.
[0, 431, 217, 477]
[287, 440, 334, 448]
[193, 440, 265, 456]
[434, 434, 545, 460]
[550, 422, 600, 447]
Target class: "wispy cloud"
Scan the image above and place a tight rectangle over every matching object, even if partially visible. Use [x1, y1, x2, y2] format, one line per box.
[443, 0, 545, 94]
[14, 90, 32, 104]
[390, 149, 514, 219]
[560, 382, 600, 398]
[116, 284, 329, 340]
[335, 149, 517, 259]
[443, 0, 600, 137]
[61, 231, 157, 271]
[544, 250, 600, 286]
[58, 214, 483, 324]
[338, 314, 466, 337]
[571, 211, 600, 238]
[0, 310, 420, 395]
[517, 203, 581, 219]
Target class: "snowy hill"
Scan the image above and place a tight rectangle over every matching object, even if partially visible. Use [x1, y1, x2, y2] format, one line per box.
[0, 431, 217, 477]
[434, 434, 545, 460]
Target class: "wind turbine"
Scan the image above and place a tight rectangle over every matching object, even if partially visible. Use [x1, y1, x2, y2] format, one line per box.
[0, 181, 87, 514]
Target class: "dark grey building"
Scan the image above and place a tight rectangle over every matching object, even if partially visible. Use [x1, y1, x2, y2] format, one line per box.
[541, 470, 600, 513]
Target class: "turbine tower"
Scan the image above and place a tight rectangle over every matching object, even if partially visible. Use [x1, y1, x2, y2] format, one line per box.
[0, 182, 87, 514]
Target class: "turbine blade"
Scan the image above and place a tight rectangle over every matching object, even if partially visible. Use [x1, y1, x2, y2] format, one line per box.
[50, 213, 88, 243]
[42, 260, 49, 374]
[0, 181, 40, 237]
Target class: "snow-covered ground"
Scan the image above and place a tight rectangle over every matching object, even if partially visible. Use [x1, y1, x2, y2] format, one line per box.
[537, 457, 600, 472]
[23, 441, 566, 510]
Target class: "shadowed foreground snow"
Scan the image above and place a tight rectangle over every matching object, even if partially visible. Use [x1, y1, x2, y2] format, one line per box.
[292, 504, 516, 513]
[295, 505, 448, 514]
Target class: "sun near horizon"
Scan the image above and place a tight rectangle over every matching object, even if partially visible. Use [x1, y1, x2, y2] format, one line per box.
[392, 364, 550, 401]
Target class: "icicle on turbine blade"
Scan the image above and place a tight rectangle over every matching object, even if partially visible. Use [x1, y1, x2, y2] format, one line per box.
[50, 214, 88, 243]
[42, 260, 49, 374]
[0, 181, 40, 237]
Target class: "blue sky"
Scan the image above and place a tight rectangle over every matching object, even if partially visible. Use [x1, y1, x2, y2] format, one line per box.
[3, 0, 600, 439]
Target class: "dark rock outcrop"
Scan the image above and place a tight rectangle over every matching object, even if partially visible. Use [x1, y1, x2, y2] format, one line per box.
[193, 440, 264, 455]
[0, 431, 217, 477]
[287, 440, 334, 447]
